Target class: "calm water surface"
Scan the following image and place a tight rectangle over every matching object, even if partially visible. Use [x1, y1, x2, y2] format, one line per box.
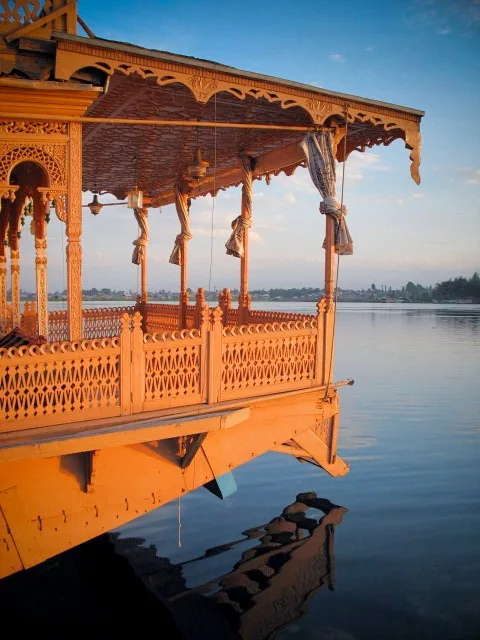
[112, 303, 480, 639]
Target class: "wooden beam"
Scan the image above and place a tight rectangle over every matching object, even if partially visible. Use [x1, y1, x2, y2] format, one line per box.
[0, 407, 252, 463]
[1, 113, 313, 132]
[77, 15, 95, 39]
[293, 429, 349, 477]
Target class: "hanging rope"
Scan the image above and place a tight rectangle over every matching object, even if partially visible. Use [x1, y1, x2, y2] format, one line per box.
[208, 88, 217, 294]
[178, 494, 182, 548]
[61, 220, 66, 312]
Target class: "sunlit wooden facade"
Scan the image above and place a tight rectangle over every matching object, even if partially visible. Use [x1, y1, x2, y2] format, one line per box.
[0, 1, 423, 578]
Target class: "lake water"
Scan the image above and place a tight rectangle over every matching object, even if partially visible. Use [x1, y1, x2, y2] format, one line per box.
[110, 303, 480, 639]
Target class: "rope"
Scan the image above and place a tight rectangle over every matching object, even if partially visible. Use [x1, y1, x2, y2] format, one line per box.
[325, 105, 349, 398]
[208, 88, 217, 294]
[61, 220, 66, 312]
[136, 223, 140, 298]
[178, 494, 182, 548]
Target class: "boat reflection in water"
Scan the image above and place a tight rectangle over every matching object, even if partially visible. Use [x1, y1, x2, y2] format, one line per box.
[115, 492, 347, 640]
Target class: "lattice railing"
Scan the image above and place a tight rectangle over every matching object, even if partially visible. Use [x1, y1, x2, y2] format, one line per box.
[48, 309, 68, 342]
[0, 335, 122, 430]
[47, 306, 135, 342]
[247, 309, 315, 325]
[0, 1, 47, 26]
[83, 307, 135, 339]
[143, 328, 205, 411]
[0, 302, 329, 432]
[143, 303, 180, 332]
[0, 1, 76, 35]
[220, 320, 318, 401]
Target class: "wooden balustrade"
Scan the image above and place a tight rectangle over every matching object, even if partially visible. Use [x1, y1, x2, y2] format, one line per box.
[143, 303, 185, 333]
[1, 302, 329, 433]
[219, 318, 318, 401]
[82, 306, 135, 339]
[247, 308, 315, 324]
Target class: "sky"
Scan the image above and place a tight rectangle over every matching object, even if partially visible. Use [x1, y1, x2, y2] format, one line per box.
[18, 0, 480, 293]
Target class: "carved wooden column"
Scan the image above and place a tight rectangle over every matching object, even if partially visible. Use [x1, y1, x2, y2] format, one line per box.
[66, 122, 83, 341]
[9, 242, 20, 329]
[33, 192, 48, 338]
[0, 209, 9, 333]
[0, 253, 7, 333]
[170, 184, 192, 330]
[238, 155, 253, 325]
[322, 183, 337, 385]
[137, 207, 149, 303]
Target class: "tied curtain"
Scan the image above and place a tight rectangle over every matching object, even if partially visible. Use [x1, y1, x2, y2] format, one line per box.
[169, 184, 192, 266]
[299, 131, 353, 256]
[225, 215, 252, 259]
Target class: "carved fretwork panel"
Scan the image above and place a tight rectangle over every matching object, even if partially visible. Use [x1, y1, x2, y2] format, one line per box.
[0, 1, 46, 26]
[221, 322, 317, 400]
[0, 340, 121, 423]
[0, 121, 68, 136]
[0, 143, 66, 185]
[143, 332, 204, 409]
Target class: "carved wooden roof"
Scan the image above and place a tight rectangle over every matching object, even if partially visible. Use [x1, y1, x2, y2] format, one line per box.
[0, 24, 424, 202]
[82, 73, 313, 200]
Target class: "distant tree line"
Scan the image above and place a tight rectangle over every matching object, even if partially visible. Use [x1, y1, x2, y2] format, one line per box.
[432, 272, 480, 301]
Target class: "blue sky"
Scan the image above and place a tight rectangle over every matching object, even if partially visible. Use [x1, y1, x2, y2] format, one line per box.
[20, 0, 479, 292]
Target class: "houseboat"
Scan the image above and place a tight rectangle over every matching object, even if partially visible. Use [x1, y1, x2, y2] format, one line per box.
[0, 0, 423, 578]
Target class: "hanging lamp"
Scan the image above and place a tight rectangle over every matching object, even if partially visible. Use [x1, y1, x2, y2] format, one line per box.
[87, 193, 103, 215]
[185, 125, 209, 182]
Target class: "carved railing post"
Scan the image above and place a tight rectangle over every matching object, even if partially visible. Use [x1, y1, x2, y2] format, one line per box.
[218, 287, 232, 326]
[130, 312, 144, 414]
[119, 313, 132, 416]
[66, 122, 83, 341]
[195, 287, 207, 329]
[323, 210, 336, 384]
[199, 305, 211, 402]
[207, 306, 223, 404]
[315, 298, 326, 385]
[0, 254, 7, 333]
[21, 301, 37, 335]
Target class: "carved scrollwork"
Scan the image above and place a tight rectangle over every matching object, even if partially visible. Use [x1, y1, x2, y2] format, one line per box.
[189, 75, 218, 103]
[0, 144, 66, 186]
[37, 186, 68, 222]
[0, 121, 68, 135]
[305, 99, 333, 123]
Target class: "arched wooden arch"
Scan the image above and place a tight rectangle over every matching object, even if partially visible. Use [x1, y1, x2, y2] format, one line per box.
[1, 146, 65, 187]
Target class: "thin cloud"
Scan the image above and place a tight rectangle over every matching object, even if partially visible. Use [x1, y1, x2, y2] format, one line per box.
[329, 53, 345, 64]
[461, 168, 480, 185]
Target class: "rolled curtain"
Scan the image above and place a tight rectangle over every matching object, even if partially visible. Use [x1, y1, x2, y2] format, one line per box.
[169, 184, 192, 266]
[132, 207, 149, 265]
[225, 154, 253, 259]
[299, 131, 353, 256]
[225, 215, 252, 258]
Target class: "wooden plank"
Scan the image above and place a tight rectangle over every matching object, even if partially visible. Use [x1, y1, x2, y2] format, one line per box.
[0, 407, 251, 463]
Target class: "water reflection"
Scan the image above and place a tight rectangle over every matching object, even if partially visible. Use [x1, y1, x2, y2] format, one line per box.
[114, 492, 347, 640]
